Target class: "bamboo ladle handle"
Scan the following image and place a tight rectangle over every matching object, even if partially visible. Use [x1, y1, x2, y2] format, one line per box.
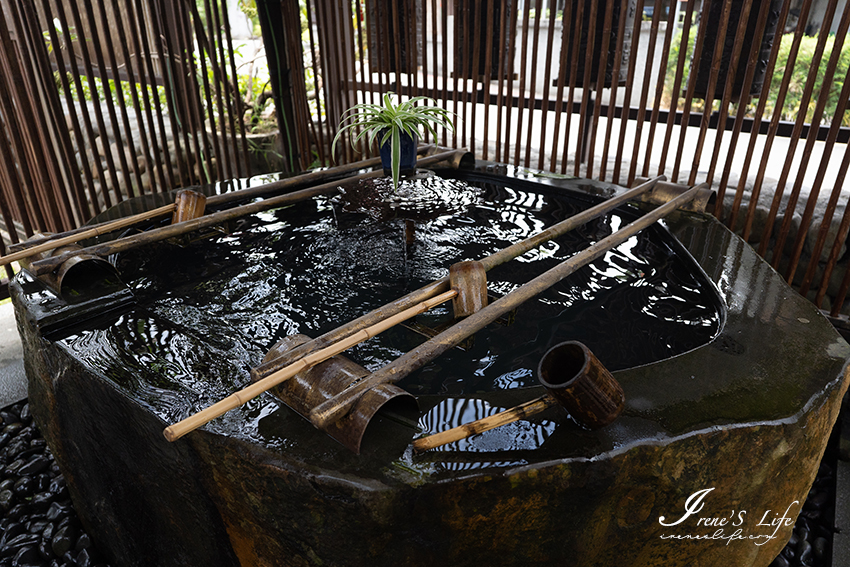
[162, 289, 458, 442]
[412, 395, 558, 453]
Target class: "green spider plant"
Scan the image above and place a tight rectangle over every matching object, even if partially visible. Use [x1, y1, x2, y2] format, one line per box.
[331, 92, 455, 191]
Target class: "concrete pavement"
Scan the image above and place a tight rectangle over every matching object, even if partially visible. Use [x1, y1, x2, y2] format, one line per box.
[0, 299, 26, 408]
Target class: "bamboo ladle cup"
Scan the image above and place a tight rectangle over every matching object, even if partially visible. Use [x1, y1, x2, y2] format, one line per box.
[412, 341, 624, 452]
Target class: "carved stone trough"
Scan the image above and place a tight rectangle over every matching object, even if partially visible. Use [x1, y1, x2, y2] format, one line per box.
[11, 162, 849, 566]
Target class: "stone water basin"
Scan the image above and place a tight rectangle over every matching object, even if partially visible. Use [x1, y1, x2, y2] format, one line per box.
[11, 163, 850, 566]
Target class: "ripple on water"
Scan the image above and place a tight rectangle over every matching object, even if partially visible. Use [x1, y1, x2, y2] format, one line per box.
[60, 175, 722, 447]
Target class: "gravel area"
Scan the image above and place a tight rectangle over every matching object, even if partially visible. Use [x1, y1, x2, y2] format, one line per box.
[0, 401, 110, 567]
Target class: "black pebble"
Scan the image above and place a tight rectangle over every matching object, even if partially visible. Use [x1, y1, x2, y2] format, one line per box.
[0, 412, 18, 426]
[75, 533, 91, 552]
[0, 522, 24, 547]
[813, 536, 828, 559]
[12, 545, 41, 567]
[76, 547, 92, 567]
[51, 524, 76, 557]
[38, 538, 53, 561]
[12, 476, 32, 497]
[798, 539, 814, 566]
[17, 455, 49, 476]
[0, 490, 13, 512]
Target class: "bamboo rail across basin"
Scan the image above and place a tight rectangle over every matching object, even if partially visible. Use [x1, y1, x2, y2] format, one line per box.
[0, 151, 413, 267]
[27, 149, 469, 277]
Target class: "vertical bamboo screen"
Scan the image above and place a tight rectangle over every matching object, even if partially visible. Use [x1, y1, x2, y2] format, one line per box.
[283, 0, 850, 315]
[0, 0, 251, 296]
[2, 0, 850, 317]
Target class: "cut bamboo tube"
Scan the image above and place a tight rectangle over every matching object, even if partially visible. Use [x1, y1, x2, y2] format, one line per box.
[31, 150, 466, 277]
[162, 289, 458, 442]
[309, 183, 703, 430]
[251, 175, 667, 383]
[412, 395, 557, 453]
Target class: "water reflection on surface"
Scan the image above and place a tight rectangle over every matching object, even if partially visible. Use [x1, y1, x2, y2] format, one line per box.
[418, 397, 558, 454]
[56, 174, 723, 453]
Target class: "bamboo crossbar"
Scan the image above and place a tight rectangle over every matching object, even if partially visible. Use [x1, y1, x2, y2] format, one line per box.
[1, 152, 404, 267]
[0, 204, 175, 267]
[309, 182, 703, 429]
[163, 289, 459, 442]
[251, 175, 666, 382]
[28, 149, 463, 276]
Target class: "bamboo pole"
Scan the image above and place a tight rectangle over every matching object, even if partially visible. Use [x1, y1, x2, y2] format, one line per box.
[28, 150, 465, 277]
[250, 175, 667, 382]
[0, 205, 175, 267]
[412, 395, 557, 453]
[1, 152, 402, 266]
[163, 289, 459, 442]
[309, 183, 703, 430]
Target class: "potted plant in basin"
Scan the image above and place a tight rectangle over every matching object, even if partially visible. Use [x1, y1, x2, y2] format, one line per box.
[331, 92, 455, 191]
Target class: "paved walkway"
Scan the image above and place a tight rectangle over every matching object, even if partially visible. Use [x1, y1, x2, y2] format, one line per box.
[0, 300, 26, 408]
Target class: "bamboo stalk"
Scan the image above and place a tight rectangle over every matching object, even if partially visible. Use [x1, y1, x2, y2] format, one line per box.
[2, 152, 400, 266]
[309, 183, 702, 430]
[251, 175, 665, 382]
[0, 205, 174, 267]
[412, 395, 557, 453]
[29, 150, 463, 276]
[163, 289, 459, 442]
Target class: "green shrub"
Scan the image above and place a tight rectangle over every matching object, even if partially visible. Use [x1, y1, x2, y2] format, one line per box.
[661, 29, 849, 126]
[759, 33, 850, 127]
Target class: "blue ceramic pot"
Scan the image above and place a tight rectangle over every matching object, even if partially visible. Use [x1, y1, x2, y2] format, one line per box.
[379, 129, 418, 176]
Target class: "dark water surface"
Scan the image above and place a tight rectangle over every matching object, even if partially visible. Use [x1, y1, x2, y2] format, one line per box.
[56, 173, 722, 452]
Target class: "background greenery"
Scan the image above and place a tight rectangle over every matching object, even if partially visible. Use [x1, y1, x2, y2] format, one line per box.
[664, 30, 850, 127]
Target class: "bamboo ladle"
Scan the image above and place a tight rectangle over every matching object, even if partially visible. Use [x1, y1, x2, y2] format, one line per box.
[412, 341, 623, 452]
[162, 289, 459, 442]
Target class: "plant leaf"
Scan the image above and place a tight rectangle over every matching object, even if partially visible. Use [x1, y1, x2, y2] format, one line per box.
[391, 124, 401, 192]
